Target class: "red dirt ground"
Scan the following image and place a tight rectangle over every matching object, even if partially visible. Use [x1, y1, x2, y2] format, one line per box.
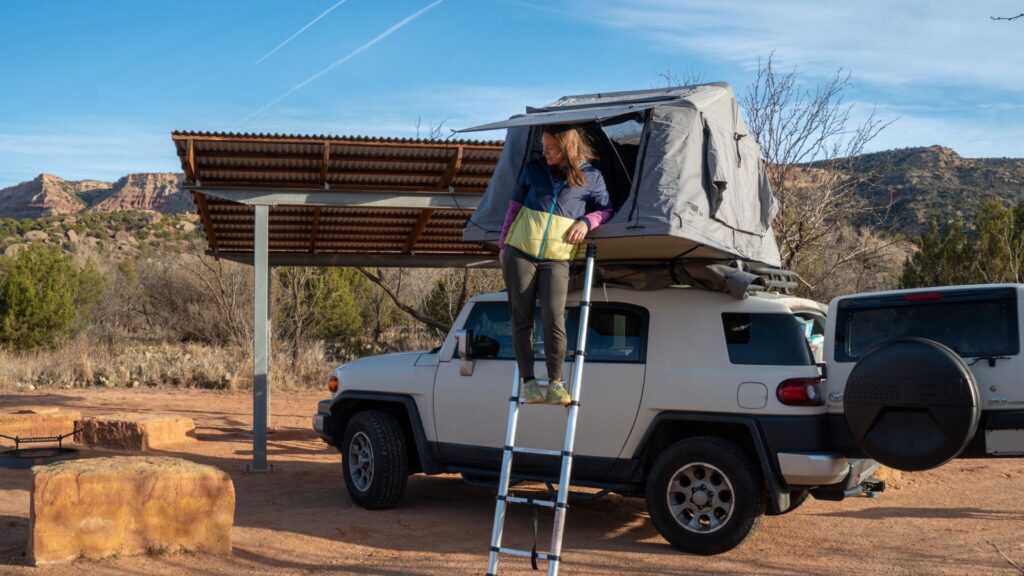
[1, 388, 1023, 575]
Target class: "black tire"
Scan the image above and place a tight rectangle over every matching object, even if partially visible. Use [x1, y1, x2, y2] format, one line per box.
[766, 489, 809, 516]
[646, 436, 764, 555]
[341, 410, 408, 509]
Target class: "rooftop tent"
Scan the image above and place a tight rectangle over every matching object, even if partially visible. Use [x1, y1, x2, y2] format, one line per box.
[459, 83, 782, 268]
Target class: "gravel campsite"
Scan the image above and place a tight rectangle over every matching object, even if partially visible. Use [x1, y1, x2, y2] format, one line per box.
[2, 388, 1023, 575]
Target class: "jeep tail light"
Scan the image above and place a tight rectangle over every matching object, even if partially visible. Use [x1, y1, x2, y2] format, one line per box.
[777, 378, 824, 406]
[328, 375, 339, 393]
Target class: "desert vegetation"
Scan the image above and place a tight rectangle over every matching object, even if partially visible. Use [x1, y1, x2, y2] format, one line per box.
[0, 211, 501, 392]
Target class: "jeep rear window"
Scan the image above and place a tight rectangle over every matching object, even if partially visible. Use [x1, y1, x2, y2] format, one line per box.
[834, 288, 1020, 362]
[721, 313, 814, 366]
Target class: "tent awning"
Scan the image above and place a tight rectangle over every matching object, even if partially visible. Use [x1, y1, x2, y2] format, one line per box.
[456, 102, 663, 133]
[456, 83, 733, 133]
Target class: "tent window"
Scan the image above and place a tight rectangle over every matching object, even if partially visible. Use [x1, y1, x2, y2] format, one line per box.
[522, 114, 644, 212]
[594, 115, 644, 211]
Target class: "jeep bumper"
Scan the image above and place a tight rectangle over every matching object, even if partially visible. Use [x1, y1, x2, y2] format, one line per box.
[313, 399, 334, 446]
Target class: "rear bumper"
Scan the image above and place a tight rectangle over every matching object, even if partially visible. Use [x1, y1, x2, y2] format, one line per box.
[777, 452, 850, 486]
[312, 399, 334, 446]
[809, 457, 880, 501]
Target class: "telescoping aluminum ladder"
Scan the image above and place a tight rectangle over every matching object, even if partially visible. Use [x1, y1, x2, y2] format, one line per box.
[487, 244, 598, 576]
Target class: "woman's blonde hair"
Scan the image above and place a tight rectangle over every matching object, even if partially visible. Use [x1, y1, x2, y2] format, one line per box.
[544, 125, 596, 188]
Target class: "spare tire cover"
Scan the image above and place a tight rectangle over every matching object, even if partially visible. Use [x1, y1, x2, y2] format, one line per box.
[844, 338, 979, 472]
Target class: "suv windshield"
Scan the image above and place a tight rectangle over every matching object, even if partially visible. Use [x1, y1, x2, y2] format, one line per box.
[834, 288, 1020, 362]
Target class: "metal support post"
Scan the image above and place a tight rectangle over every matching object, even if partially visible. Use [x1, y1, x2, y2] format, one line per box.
[250, 205, 271, 472]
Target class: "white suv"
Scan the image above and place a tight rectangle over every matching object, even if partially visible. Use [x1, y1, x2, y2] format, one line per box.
[313, 285, 880, 555]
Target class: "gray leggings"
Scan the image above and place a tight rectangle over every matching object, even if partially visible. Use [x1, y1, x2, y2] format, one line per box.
[501, 246, 569, 381]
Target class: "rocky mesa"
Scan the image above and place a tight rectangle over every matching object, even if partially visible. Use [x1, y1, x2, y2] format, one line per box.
[0, 173, 189, 218]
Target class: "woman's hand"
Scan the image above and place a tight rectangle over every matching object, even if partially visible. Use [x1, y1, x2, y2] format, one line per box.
[566, 221, 588, 244]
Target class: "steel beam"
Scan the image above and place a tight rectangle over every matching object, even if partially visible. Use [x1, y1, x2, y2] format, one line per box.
[191, 187, 482, 210]
[251, 205, 271, 472]
[212, 251, 499, 268]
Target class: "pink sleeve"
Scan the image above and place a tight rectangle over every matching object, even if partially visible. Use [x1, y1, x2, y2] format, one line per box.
[581, 208, 613, 231]
[498, 200, 523, 250]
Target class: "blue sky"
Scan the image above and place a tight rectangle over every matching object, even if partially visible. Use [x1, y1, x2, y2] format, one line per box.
[1, 0, 1022, 188]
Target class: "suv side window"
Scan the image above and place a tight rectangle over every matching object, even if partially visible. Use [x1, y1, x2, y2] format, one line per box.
[461, 303, 557, 359]
[568, 305, 647, 363]
[722, 313, 814, 366]
[463, 302, 516, 359]
[461, 302, 647, 363]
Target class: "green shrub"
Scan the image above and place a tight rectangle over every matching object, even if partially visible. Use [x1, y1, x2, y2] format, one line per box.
[0, 244, 105, 350]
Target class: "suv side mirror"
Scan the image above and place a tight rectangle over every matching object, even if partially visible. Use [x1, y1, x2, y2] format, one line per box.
[454, 329, 474, 376]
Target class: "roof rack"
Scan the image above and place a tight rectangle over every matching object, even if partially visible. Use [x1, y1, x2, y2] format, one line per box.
[749, 266, 798, 294]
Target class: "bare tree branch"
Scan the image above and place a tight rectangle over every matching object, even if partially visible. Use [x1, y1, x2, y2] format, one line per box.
[741, 52, 901, 299]
[356, 267, 449, 332]
[652, 65, 704, 88]
[991, 12, 1024, 21]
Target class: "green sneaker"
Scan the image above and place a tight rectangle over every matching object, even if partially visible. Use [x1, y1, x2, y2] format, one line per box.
[521, 378, 545, 404]
[546, 380, 571, 406]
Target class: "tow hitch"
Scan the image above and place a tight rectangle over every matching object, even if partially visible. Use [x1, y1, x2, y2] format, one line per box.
[861, 476, 886, 498]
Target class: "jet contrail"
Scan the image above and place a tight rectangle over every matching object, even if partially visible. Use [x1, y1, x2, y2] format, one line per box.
[236, 0, 444, 128]
[256, 0, 351, 64]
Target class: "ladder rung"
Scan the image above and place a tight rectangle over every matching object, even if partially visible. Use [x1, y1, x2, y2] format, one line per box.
[491, 546, 559, 562]
[509, 446, 563, 457]
[501, 495, 559, 508]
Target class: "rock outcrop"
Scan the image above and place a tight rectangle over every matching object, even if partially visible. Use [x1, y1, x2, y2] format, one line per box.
[0, 174, 108, 219]
[0, 172, 191, 219]
[29, 456, 235, 564]
[91, 173, 191, 213]
[75, 414, 197, 451]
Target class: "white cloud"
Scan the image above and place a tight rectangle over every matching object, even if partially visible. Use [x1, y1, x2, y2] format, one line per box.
[851, 101, 1024, 157]
[579, 0, 1024, 92]
[0, 127, 179, 188]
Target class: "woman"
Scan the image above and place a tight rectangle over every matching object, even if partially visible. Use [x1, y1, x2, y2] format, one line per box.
[498, 125, 613, 405]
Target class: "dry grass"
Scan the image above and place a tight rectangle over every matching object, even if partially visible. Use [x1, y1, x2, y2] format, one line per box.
[0, 337, 334, 392]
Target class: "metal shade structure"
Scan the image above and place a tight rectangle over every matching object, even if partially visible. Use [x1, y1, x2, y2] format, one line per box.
[172, 131, 505, 268]
[170, 131, 504, 471]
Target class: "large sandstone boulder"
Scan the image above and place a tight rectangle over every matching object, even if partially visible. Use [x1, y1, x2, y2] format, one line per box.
[30, 456, 234, 565]
[76, 414, 197, 451]
[0, 407, 81, 448]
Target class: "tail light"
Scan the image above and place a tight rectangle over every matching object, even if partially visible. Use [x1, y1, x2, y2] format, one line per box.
[777, 377, 824, 406]
[328, 375, 339, 393]
[905, 292, 943, 301]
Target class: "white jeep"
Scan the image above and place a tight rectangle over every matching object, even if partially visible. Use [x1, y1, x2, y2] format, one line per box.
[823, 284, 1024, 471]
[313, 284, 881, 554]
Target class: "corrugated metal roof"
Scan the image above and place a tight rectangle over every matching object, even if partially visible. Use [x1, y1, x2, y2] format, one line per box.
[171, 132, 504, 265]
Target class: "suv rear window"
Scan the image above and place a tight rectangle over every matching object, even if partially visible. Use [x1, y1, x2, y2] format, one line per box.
[834, 288, 1020, 362]
[721, 313, 814, 366]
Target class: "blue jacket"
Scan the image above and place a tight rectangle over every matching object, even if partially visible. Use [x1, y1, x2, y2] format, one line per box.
[502, 159, 613, 260]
